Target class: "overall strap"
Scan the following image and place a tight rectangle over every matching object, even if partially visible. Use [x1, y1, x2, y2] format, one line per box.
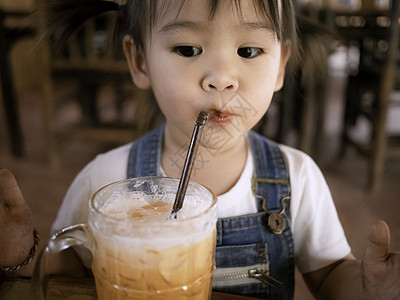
[248, 131, 291, 220]
[127, 125, 164, 178]
[248, 130, 294, 298]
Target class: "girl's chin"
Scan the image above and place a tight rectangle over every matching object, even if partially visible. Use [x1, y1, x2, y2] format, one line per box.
[199, 131, 247, 154]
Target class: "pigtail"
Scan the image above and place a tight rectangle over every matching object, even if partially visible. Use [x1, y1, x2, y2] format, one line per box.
[40, 0, 123, 49]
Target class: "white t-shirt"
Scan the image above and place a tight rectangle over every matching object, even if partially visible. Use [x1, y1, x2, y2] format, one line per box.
[51, 140, 351, 274]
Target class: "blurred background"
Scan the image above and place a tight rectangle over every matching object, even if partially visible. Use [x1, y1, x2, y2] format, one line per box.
[0, 0, 399, 299]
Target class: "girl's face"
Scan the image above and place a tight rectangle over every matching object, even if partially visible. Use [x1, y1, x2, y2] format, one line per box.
[124, 0, 290, 152]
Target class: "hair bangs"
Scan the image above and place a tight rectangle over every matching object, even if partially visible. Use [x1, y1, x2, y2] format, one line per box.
[126, 0, 297, 55]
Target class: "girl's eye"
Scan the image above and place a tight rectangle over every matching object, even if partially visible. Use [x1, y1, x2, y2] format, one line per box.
[237, 47, 264, 58]
[173, 46, 202, 57]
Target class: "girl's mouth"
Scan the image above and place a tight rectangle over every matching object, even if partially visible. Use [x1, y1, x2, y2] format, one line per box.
[208, 109, 233, 125]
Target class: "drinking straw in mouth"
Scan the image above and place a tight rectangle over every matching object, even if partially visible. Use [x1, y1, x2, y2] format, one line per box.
[171, 110, 209, 218]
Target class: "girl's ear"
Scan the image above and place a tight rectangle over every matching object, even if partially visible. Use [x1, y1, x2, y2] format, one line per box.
[274, 44, 291, 92]
[123, 35, 151, 89]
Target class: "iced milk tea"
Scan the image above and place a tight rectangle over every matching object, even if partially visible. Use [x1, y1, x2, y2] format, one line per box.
[89, 178, 217, 300]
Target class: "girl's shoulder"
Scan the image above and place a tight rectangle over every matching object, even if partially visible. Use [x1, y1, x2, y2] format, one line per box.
[279, 144, 319, 172]
[249, 131, 317, 173]
[93, 142, 133, 165]
[87, 142, 134, 190]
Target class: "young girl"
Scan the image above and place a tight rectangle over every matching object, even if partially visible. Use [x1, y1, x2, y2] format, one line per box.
[3, 0, 399, 298]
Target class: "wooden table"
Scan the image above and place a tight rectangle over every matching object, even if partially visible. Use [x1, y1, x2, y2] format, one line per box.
[0, 274, 257, 299]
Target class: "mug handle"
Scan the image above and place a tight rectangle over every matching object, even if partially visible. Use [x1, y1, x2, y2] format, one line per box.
[31, 224, 89, 300]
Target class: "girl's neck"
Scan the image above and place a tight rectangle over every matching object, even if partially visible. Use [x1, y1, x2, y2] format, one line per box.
[162, 131, 248, 196]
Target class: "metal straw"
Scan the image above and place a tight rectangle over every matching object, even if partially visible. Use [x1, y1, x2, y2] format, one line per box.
[171, 110, 209, 218]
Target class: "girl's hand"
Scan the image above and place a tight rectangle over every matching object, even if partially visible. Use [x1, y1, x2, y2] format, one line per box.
[0, 169, 34, 267]
[361, 220, 400, 299]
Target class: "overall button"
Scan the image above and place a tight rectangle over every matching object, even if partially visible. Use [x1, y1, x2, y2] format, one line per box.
[268, 213, 286, 234]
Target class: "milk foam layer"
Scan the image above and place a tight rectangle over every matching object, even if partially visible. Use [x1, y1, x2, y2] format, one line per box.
[99, 191, 212, 221]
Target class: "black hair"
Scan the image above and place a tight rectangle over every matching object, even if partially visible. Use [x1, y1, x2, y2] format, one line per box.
[42, 0, 298, 62]
[41, 0, 121, 48]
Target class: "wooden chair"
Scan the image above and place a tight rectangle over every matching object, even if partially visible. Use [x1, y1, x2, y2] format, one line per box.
[38, 10, 154, 166]
[339, 2, 400, 192]
[0, 7, 35, 157]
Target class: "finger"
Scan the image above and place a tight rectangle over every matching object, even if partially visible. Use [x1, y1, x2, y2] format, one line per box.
[364, 220, 390, 263]
[0, 169, 26, 209]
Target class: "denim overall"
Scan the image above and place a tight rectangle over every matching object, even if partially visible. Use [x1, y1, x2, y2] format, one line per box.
[127, 126, 294, 299]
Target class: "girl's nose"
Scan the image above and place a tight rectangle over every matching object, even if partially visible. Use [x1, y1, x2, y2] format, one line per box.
[201, 68, 239, 92]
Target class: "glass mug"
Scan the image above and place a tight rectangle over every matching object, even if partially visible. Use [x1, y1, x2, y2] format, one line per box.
[33, 176, 217, 299]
